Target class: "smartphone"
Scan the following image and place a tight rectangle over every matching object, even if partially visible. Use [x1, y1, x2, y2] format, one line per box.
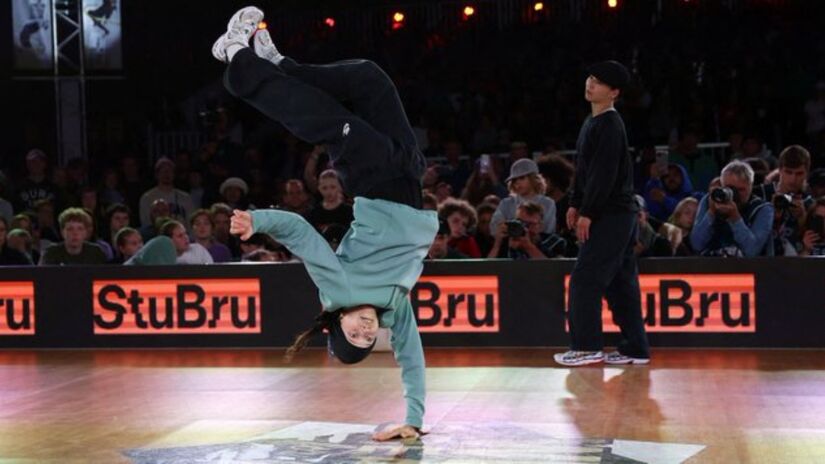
[654, 150, 669, 176]
[808, 215, 825, 239]
[480, 154, 491, 174]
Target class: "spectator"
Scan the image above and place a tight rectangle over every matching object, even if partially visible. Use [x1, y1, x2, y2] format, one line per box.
[218, 177, 251, 210]
[80, 186, 106, 231]
[461, 161, 507, 206]
[33, 199, 60, 244]
[120, 155, 150, 215]
[138, 157, 194, 227]
[83, 210, 114, 262]
[809, 168, 825, 199]
[754, 145, 814, 256]
[99, 167, 126, 209]
[804, 81, 825, 142]
[0, 217, 32, 265]
[537, 153, 576, 236]
[113, 227, 143, 263]
[277, 179, 313, 217]
[210, 202, 242, 258]
[800, 198, 825, 257]
[488, 202, 562, 259]
[643, 163, 696, 223]
[321, 223, 348, 252]
[441, 140, 473, 194]
[666, 197, 699, 256]
[103, 204, 131, 251]
[474, 203, 497, 257]
[490, 159, 556, 236]
[239, 232, 280, 259]
[438, 198, 481, 258]
[189, 209, 232, 263]
[188, 170, 206, 209]
[0, 171, 13, 223]
[744, 157, 771, 186]
[306, 170, 353, 232]
[15, 149, 57, 212]
[39, 208, 107, 265]
[669, 128, 717, 192]
[422, 192, 438, 211]
[160, 220, 213, 264]
[690, 160, 774, 257]
[139, 198, 171, 241]
[632, 196, 673, 258]
[7, 228, 38, 264]
[426, 220, 468, 259]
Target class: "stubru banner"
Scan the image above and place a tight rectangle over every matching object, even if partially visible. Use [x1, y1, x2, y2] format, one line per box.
[564, 274, 757, 333]
[92, 279, 261, 334]
[0, 282, 36, 335]
[411, 276, 500, 333]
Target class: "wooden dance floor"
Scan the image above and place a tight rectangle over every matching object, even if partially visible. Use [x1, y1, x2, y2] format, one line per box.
[1, 348, 824, 463]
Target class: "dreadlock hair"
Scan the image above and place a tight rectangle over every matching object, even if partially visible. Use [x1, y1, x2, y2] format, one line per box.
[284, 310, 337, 362]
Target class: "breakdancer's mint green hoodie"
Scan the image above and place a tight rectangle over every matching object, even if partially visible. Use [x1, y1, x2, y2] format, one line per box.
[251, 197, 439, 428]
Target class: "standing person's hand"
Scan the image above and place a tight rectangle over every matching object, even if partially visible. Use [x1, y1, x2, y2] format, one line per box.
[230, 210, 254, 241]
[576, 216, 592, 243]
[566, 207, 579, 231]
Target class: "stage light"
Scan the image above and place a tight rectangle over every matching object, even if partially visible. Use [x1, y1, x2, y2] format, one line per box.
[392, 11, 405, 30]
[463, 6, 476, 18]
[324, 17, 335, 28]
[534, 2, 544, 11]
[257, 21, 267, 30]
[608, 0, 618, 8]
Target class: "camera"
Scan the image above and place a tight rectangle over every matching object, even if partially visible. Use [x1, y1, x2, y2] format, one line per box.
[506, 220, 526, 238]
[710, 187, 734, 203]
[772, 193, 793, 211]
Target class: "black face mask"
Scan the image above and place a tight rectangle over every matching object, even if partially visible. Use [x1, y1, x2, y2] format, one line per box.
[327, 318, 375, 364]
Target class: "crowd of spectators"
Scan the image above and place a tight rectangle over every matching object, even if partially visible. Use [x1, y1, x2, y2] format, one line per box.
[2, 2, 824, 265]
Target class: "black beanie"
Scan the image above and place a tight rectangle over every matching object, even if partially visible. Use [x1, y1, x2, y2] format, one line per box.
[327, 317, 375, 364]
[587, 60, 631, 90]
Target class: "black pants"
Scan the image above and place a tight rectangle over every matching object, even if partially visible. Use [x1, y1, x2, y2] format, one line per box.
[223, 49, 424, 208]
[568, 211, 650, 358]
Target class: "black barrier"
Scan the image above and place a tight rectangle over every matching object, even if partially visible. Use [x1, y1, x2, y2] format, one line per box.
[0, 259, 823, 348]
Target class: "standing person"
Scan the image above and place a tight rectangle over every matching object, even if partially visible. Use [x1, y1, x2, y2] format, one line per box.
[555, 61, 650, 367]
[213, 7, 438, 441]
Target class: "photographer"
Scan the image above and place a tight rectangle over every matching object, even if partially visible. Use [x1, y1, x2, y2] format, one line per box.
[690, 160, 774, 257]
[754, 145, 814, 255]
[800, 198, 825, 257]
[487, 202, 563, 259]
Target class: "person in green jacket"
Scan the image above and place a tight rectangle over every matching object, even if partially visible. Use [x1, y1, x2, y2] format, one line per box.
[213, 7, 438, 441]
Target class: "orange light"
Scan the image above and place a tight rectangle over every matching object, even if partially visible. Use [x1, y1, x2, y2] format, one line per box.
[534, 2, 544, 11]
[608, 0, 618, 7]
[393, 12, 405, 23]
[257, 21, 267, 30]
[463, 6, 475, 17]
[324, 17, 335, 27]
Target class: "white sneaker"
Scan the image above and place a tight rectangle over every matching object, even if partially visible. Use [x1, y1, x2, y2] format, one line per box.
[604, 351, 650, 365]
[253, 29, 284, 65]
[553, 350, 604, 367]
[212, 6, 265, 63]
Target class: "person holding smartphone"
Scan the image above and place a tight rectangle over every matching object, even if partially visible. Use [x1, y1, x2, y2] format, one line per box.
[801, 198, 825, 256]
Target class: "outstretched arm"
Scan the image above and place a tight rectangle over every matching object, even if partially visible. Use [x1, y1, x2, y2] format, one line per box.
[232, 209, 351, 299]
[372, 299, 425, 441]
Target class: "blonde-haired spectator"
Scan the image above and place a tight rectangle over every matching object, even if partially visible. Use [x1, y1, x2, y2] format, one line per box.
[664, 197, 699, 255]
[490, 158, 556, 236]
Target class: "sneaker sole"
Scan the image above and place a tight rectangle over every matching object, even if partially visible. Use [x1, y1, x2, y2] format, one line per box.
[605, 357, 650, 365]
[553, 355, 604, 367]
